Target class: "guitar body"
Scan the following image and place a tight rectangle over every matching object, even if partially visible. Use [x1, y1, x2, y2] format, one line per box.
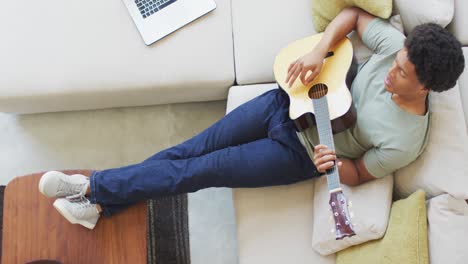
[273, 33, 357, 239]
[274, 33, 356, 133]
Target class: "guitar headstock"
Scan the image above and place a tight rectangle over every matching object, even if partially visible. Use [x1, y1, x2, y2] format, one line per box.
[329, 190, 356, 240]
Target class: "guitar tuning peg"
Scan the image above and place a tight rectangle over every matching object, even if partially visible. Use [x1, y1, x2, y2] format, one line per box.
[330, 228, 335, 233]
[348, 201, 353, 208]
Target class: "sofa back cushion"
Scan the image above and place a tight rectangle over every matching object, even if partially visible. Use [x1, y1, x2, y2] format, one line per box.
[448, 0, 468, 45]
[0, 0, 235, 113]
[394, 48, 468, 200]
[232, 0, 316, 85]
[459, 48, 468, 130]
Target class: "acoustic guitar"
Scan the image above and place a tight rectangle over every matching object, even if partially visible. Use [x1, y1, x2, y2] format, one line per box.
[273, 33, 356, 240]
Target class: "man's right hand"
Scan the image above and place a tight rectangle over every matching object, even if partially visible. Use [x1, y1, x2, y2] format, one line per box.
[313, 144, 342, 173]
[285, 48, 326, 88]
[285, 7, 376, 89]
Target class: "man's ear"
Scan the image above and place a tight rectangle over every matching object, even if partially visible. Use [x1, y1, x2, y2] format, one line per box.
[419, 85, 429, 95]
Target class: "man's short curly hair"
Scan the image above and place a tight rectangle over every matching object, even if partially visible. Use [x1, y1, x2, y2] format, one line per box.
[404, 23, 465, 93]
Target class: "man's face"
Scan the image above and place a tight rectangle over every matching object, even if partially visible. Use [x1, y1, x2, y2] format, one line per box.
[384, 48, 426, 96]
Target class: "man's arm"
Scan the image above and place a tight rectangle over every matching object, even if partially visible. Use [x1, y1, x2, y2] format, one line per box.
[313, 145, 376, 186]
[337, 157, 376, 186]
[315, 7, 376, 56]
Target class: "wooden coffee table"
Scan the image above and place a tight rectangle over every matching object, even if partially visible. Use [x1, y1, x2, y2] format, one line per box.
[2, 170, 147, 264]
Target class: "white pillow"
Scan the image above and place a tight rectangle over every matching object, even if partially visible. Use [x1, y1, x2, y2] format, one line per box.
[394, 0, 454, 35]
[311, 175, 393, 255]
[427, 194, 468, 264]
[394, 82, 468, 200]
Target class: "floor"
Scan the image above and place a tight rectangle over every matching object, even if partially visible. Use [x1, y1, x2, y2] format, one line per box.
[0, 99, 238, 264]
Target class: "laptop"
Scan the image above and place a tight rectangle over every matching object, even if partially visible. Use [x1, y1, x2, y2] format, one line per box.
[122, 0, 217, 45]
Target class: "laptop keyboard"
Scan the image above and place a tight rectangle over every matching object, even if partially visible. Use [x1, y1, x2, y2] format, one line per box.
[135, 0, 178, 19]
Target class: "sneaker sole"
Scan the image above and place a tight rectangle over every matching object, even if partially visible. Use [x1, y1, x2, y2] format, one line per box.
[53, 200, 96, 230]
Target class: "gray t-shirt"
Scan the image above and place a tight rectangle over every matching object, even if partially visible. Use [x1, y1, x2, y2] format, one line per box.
[297, 18, 430, 178]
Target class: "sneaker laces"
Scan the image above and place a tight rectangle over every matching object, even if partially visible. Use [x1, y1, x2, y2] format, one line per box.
[57, 177, 88, 197]
[65, 193, 86, 202]
[65, 194, 96, 218]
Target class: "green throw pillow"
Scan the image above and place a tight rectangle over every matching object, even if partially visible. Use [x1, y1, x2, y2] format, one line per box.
[336, 190, 429, 264]
[311, 0, 392, 32]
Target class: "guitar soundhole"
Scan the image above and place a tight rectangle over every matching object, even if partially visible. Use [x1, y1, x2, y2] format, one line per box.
[309, 83, 328, 99]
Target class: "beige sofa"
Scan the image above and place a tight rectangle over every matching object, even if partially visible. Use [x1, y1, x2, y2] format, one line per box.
[0, 0, 467, 263]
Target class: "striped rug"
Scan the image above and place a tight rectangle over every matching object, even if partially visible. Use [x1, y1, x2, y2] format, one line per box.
[147, 194, 191, 264]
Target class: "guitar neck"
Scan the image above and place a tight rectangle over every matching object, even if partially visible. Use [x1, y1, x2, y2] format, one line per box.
[312, 97, 342, 191]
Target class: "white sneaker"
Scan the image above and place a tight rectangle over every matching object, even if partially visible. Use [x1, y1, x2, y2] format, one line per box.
[38, 171, 90, 198]
[53, 195, 101, 229]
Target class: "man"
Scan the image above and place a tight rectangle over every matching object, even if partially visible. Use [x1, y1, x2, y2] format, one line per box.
[38, 7, 464, 229]
[286, 7, 464, 186]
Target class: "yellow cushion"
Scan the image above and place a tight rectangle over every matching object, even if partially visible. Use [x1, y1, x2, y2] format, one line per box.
[311, 0, 392, 32]
[336, 189, 429, 264]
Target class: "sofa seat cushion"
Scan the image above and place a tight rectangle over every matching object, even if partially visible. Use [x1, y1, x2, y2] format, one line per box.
[227, 83, 333, 264]
[226, 84, 278, 114]
[0, 0, 234, 114]
[231, 0, 316, 85]
[233, 182, 335, 264]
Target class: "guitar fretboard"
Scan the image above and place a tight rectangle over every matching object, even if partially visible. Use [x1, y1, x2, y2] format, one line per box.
[312, 96, 341, 191]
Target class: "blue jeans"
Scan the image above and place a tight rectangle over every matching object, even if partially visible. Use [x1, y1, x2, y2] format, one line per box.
[89, 88, 322, 217]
